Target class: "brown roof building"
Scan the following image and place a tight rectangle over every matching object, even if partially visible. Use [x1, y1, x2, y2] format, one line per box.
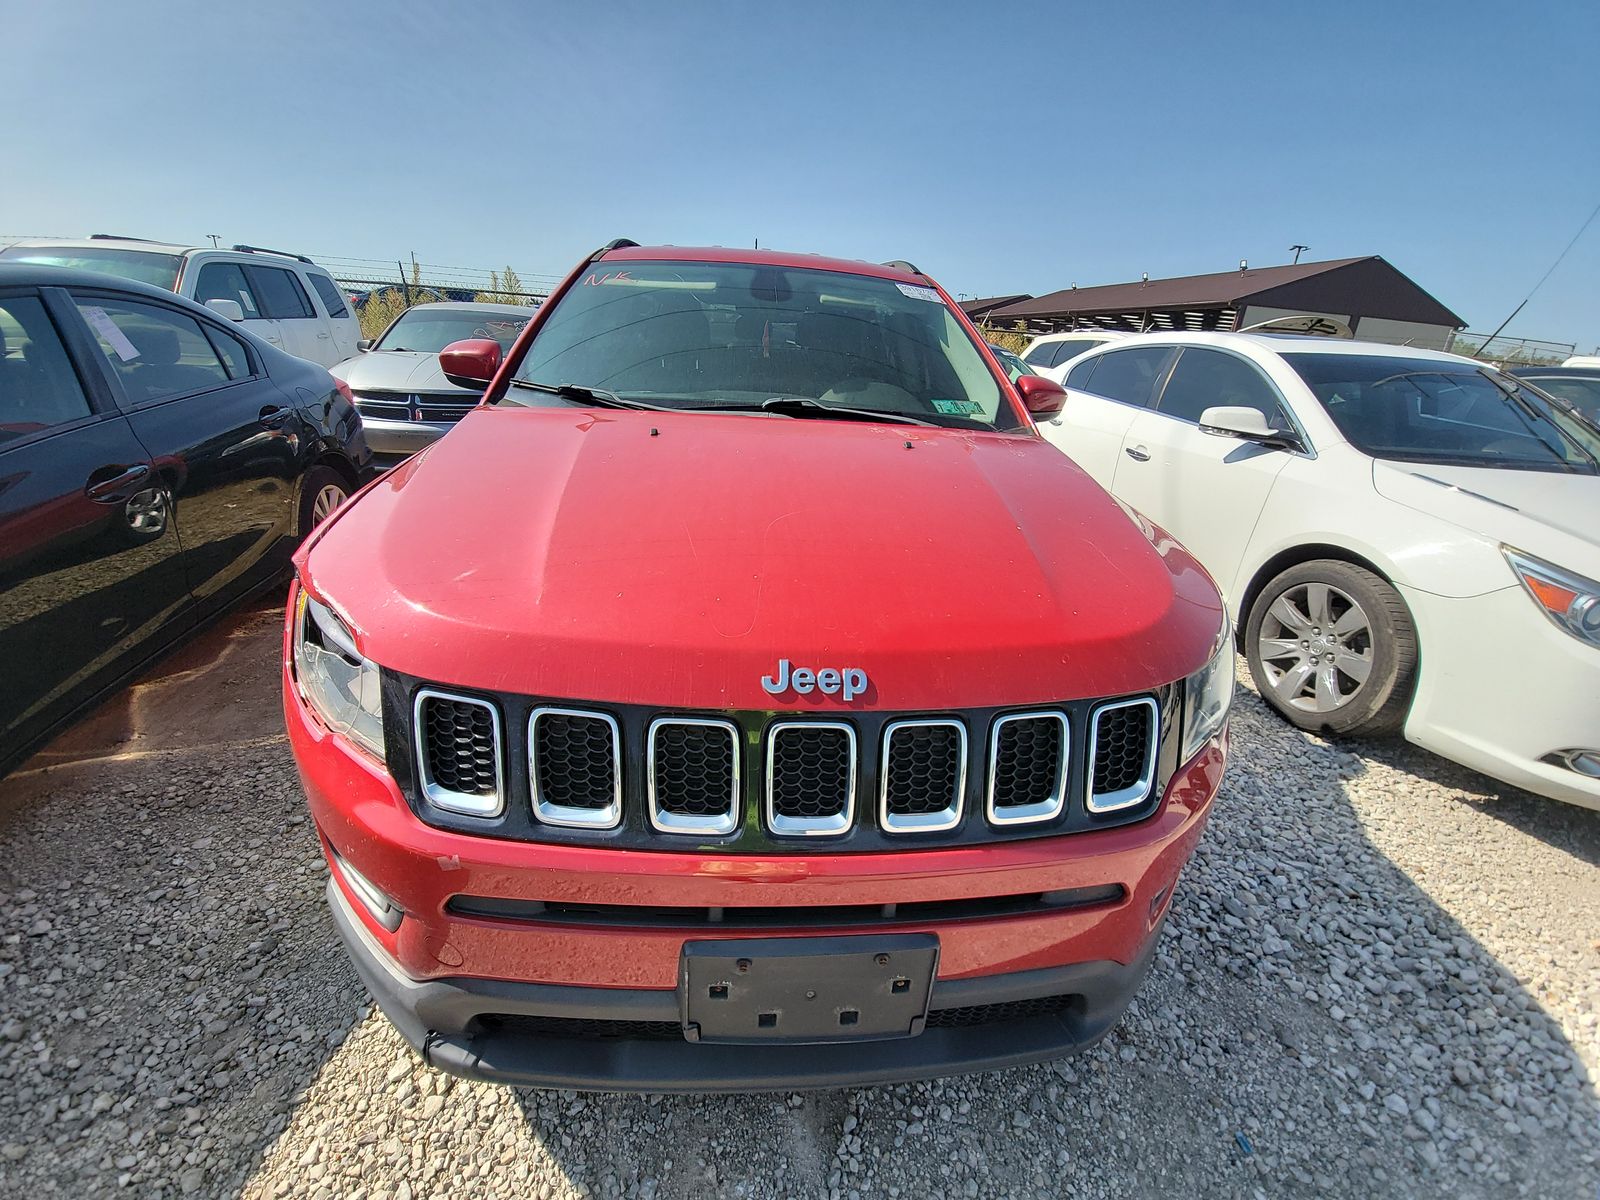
[984, 257, 1465, 351]
[958, 294, 1032, 321]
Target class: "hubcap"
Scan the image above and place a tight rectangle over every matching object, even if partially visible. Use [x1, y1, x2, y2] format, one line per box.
[311, 483, 346, 525]
[1256, 581, 1374, 713]
[124, 488, 169, 535]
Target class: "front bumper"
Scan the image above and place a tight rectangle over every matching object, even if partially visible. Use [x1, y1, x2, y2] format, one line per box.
[357, 415, 454, 465]
[330, 875, 1166, 1092]
[1400, 583, 1600, 809]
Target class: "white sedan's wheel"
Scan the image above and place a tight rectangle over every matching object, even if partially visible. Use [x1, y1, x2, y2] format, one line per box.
[1245, 559, 1418, 736]
[1256, 581, 1375, 714]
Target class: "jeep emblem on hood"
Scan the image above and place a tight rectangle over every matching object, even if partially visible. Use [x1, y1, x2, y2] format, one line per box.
[761, 659, 868, 701]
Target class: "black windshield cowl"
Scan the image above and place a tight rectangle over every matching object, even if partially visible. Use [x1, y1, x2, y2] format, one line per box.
[507, 380, 677, 412]
[669, 396, 935, 426]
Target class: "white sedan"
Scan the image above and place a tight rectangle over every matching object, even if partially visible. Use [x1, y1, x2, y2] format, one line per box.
[1038, 331, 1600, 809]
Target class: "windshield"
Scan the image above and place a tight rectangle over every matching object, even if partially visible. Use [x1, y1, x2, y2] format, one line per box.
[376, 306, 532, 354]
[1284, 353, 1597, 473]
[0, 246, 183, 289]
[509, 260, 1015, 429]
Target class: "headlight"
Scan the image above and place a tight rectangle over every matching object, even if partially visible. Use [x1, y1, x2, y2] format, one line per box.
[1180, 614, 1234, 763]
[1505, 548, 1600, 648]
[293, 588, 385, 758]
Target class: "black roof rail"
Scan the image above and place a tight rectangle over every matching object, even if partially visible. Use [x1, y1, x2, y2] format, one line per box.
[881, 259, 923, 276]
[232, 243, 314, 265]
[591, 238, 640, 260]
[89, 233, 169, 243]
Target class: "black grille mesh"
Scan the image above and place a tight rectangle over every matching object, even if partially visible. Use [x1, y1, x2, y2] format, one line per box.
[479, 995, 1080, 1042]
[1092, 705, 1152, 795]
[484, 1014, 682, 1042]
[925, 993, 1078, 1028]
[534, 713, 617, 810]
[991, 717, 1064, 811]
[653, 723, 736, 816]
[884, 724, 962, 816]
[770, 727, 852, 819]
[420, 696, 497, 796]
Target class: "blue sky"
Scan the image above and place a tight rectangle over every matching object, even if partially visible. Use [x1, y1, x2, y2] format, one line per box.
[7, 1, 1598, 349]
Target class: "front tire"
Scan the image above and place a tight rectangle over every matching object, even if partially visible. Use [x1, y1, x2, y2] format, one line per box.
[297, 466, 349, 539]
[1244, 559, 1417, 736]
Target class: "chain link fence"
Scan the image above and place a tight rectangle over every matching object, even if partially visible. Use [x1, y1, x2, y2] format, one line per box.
[1449, 333, 1578, 366]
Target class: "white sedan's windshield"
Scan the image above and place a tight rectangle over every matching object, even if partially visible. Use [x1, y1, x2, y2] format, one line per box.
[1286, 354, 1597, 473]
[509, 261, 1015, 429]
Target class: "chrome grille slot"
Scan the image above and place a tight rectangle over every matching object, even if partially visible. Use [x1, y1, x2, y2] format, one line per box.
[1087, 698, 1158, 812]
[529, 707, 622, 829]
[879, 719, 966, 833]
[987, 712, 1068, 825]
[414, 689, 503, 817]
[766, 722, 855, 836]
[648, 718, 740, 835]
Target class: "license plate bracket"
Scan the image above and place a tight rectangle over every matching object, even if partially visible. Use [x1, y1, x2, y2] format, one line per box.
[680, 934, 939, 1044]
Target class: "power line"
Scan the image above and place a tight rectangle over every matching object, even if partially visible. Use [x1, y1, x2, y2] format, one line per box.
[1477, 195, 1600, 348]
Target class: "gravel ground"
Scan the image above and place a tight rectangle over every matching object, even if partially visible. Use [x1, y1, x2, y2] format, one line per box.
[1, 610, 1596, 1199]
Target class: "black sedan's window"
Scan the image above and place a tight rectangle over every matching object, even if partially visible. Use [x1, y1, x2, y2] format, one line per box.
[75, 298, 232, 405]
[0, 295, 92, 442]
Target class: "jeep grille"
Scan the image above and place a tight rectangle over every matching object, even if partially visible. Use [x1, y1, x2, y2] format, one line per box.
[413, 689, 503, 817]
[880, 719, 966, 833]
[530, 708, 622, 829]
[766, 722, 856, 836]
[648, 718, 740, 834]
[987, 712, 1068, 825]
[1087, 698, 1158, 813]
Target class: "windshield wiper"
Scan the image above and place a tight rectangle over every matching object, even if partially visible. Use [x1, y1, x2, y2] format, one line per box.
[507, 380, 676, 411]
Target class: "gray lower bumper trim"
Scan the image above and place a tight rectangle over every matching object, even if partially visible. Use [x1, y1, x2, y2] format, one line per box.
[327, 879, 1160, 1093]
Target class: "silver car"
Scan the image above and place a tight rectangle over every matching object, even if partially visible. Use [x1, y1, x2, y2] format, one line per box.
[331, 302, 534, 468]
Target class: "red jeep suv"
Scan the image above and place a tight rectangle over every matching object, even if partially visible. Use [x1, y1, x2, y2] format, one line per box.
[284, 242, 1232, 1091]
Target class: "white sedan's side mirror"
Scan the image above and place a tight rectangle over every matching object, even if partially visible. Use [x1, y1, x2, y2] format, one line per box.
[1199, 406, 1278, 440]
[205, 298, 245, 322]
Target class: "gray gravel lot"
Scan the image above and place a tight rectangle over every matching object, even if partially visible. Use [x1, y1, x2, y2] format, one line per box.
[1, 603, 1596, 1198]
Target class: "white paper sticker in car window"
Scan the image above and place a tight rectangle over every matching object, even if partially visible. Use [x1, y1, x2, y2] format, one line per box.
[81, 306, 141, 361]
[896, 283, 942, 303]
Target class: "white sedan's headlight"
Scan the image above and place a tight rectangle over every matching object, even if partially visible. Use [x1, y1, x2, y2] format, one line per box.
[1180, 614, 1234, 763]
[293, 589, 385, 758]
[1505, 548, 1600, 649]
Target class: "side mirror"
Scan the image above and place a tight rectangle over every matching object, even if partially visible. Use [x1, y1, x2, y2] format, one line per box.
[439, 338, 502, 389]
[1199, 406, 1298, 448]
[204, 298, 244, 322]
[357, 338, 373, 352]
[1015, 374, 1068, 418]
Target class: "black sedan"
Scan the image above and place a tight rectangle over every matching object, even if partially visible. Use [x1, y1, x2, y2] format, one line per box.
[0, 264, 371, 776]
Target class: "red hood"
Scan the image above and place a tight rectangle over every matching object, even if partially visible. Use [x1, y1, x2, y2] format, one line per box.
[304, 408, 1222, 709]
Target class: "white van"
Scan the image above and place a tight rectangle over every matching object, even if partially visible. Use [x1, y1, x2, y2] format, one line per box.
[0, 236, 361, 367]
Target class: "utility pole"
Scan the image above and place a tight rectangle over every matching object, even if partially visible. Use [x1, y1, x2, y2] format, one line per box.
[1290, 244, 1309, 264]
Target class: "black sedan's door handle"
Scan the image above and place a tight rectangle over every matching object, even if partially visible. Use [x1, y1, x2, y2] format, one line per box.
[85, 464, 151, 502]
[1125, 445, 1152, 462]
[258, 405, 294, 428]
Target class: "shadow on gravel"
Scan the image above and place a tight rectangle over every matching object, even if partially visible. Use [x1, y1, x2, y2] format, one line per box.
[499, 679, 1600, 1199]
[1339, 733, 1600, 868]
[0, 598, 367, 1198]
